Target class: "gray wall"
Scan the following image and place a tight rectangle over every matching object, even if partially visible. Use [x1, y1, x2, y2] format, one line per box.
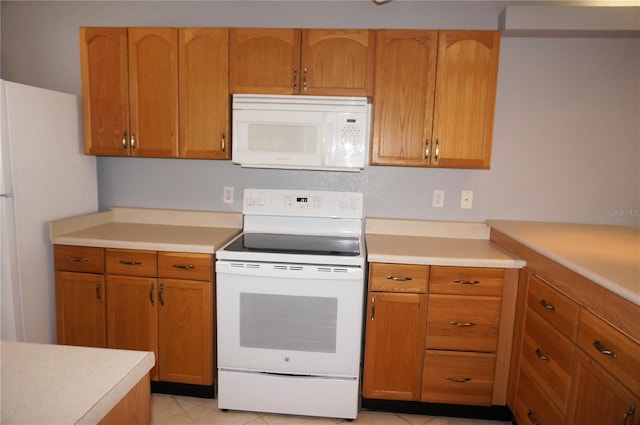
[2, 1, 639, 227]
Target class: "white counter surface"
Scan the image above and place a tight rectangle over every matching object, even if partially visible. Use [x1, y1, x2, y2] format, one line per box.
[488, 220, 640, 306]
[365, 218, 525, 269]
[50, 207, 243, 253]
[0, 341, 154, 424]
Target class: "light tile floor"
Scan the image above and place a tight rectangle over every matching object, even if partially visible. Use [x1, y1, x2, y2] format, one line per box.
[151, 394, 513, 425]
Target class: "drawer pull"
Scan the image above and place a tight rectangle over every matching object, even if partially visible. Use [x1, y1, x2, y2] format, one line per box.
[386, 275, 412, 281]
[67, 256, 89, 262]
[535, 348, 549, 361]
[450, 321, 476, 327]
[445, 376, 471, 383]
[540, 299, 556, 311]
[623, 405, 635, 425]
[527, 410, 541, 425]
[173, 264, 195, 270]
[453, 279, 480, 285]
[593, 340, 618, 359]
[119, 260, 142, 266]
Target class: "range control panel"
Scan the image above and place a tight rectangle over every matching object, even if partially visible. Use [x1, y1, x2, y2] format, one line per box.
[243, 188, 364, 219]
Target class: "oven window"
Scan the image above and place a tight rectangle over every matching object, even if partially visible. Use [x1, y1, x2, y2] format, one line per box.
[239, 293, 337, 353]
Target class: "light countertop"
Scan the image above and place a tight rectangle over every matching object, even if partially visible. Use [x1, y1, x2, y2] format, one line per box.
[50, 207, 243, 253]
[365, 218, 526, 269]
[0, 341, 154, 424]
[488, 220, 640, 306]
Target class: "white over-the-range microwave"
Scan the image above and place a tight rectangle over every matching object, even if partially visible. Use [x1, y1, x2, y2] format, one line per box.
[231, 94, 370, 172]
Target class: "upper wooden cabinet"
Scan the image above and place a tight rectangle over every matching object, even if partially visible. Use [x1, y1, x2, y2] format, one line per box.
[80, 27, 229, 159]
[230, 28, 374, 96]
[371, 30, 500, 169]
[179, 28, 230, 159]
[80, 27, 179, 157]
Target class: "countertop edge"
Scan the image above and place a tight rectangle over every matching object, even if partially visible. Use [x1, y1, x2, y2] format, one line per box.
[77, 351, 155, 425]
[366, 253, 525, 269]
[487, 220, 640, 306]
[51, 236, 220, 254]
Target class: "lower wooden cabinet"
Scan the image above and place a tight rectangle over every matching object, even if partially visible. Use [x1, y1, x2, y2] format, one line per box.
[421, 350, 496, 406]
[54, 245, 215, 387]
[566, 350, 639, 425]
[362, 263, 511, 407]
[54, 245, 106, 347]
[157, 278, 213, 385]
[55, 271, 106, 348]
[362, 291, 428, 400]
[106, 274, 159, 379]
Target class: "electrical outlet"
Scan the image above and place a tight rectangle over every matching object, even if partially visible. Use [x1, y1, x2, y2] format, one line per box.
[460, 190, 473, 209]
[432, 190, 444, 208]
[223, 186, 234, 204]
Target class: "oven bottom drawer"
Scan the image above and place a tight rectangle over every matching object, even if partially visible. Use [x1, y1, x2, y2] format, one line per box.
[218, 369, 359, 420]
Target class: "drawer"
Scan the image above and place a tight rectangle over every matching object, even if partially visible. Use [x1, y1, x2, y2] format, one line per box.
[369, 263, 429, 293]
[105, 249, 157, 277]
[527, 274, 579, 341]
[158, 252, 212, 281]
[514, 368, 565, 425]
[421, 350, 496, 406]
[430, 266, 504, 297]
[54, 245, 104, 274]
[425, 294, 501, 352]
[576, 309, 640, 396]
[520, 307, 575, 413]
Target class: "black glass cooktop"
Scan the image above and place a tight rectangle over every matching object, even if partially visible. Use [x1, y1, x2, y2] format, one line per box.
[224, 233, 360, 256]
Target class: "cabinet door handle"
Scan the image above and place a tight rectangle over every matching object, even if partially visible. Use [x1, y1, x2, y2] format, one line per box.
[67, 256, 89, 262]
[540, 299, 556, 311]
[119, 260, 142, 266]
[445, 376, 471, 383]
[386, 275, 412, 281]
[527, 410, 541, 425]
[535, 348, 549, 361]
[453, 279, 480, 285]
[370, 297, 375, 321]
[159, 283, 165, 307]
[149, 283, 154, 306]
[425, 140, 429, 160]
[130, 133, 137, 150]
[292, 67, 298, 92]
[172, 264, 195, 270]
[221, 133, 226, 152]
[95, 282, 102, 300]
[450, 321, 476, 327]
[303, 67, 308, 91]
[622, 405, 635, 425]
[593, 340, 618, 359]
[434, 139, 439, 162]
[122, 132, 128, 150]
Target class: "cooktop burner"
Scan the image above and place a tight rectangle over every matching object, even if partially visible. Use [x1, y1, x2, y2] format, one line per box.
[223, 233, 360, 257]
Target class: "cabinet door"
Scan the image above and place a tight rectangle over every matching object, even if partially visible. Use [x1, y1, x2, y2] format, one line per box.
[567, 350, 639, 425]
[106, 275, 158, 379]
[128, 27, 179, 157]
[370, 30, 437, 166]
[55, 271, 106, 348]
[229, 28, 301, 94]
[179, 28, 230, 159]
[158, 279, 213, 385]
[300, 29, 374, 96]
[363, 292, 427, 401]
[79, 27, 129, 156]
[431, 31, 500, 169]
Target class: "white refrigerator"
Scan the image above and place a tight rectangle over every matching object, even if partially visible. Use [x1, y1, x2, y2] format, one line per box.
[0, 80, 98, 343]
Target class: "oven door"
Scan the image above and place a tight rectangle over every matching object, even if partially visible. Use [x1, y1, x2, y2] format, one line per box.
[216, 260, 364, 378]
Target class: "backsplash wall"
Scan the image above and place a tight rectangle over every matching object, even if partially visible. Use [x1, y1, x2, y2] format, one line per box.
[2, 1, 639, 227]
